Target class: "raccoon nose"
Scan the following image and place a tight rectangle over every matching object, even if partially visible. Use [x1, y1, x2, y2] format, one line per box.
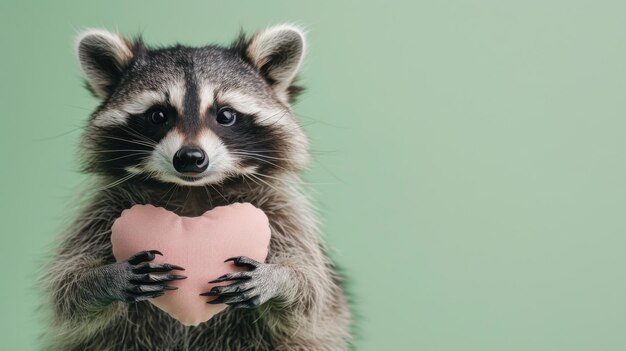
[173, 146, 209, 173]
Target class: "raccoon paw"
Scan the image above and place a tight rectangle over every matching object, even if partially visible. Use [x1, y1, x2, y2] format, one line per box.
[200, 256, 288, 309]
[110, 250, 187, 303]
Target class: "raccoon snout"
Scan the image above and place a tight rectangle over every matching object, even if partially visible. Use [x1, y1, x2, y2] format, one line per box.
[173, 146, 209, 174]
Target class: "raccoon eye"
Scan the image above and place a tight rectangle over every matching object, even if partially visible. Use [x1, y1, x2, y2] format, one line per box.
[148, 108, 168, 124]
[216, 107, 237, 126]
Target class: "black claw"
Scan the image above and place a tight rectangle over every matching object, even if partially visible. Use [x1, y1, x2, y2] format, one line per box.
[208, 277, 227, 284]
[132, 273, 187, 284]
[200, 291, 217, 296]
[134, 291, 165, 302]
[164, 286, 178, 291]
[128, 250, 162, 265]
[219, 292, 254, 305]
[208, 272, 250, 284]
[167, 264, 185, 271]
[208, 296, 224, 304]
[224, 256, 258, 269]
[126, 283, 172, 296]
[133, 263, 185, 274]
[207, 283, 251, 296]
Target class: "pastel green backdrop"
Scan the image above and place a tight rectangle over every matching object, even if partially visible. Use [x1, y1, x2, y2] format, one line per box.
[2, 1, 626, 350]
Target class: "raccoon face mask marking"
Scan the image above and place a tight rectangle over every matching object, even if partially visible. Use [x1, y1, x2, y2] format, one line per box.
[76, 25, 309, 186]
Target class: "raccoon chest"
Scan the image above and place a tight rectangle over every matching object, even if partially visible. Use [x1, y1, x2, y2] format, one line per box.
[149, 188, 235, 217]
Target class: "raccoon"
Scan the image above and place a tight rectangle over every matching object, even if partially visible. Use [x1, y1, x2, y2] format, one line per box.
[41, 25, 352, 350]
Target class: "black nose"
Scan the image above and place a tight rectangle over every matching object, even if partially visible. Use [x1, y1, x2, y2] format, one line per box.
[173, 146, 209, 173]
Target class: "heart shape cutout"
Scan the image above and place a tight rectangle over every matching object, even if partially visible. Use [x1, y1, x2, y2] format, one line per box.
[111, 203, 271, 326]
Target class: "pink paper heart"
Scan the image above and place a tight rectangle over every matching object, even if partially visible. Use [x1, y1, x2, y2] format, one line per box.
[111, 203, 271, 326]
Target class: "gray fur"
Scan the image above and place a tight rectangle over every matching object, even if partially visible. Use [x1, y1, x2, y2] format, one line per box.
[41, 26, 352, 350]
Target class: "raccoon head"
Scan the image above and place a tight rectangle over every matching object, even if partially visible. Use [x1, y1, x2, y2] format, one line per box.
[76, 25, 308, 186]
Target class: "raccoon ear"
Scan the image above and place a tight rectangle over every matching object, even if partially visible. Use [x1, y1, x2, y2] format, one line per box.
[241, 25, 306, 103]
[75, 29, 135, 100]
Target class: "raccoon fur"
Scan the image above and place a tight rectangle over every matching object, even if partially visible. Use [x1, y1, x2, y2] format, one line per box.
[40, 25, 352, 351]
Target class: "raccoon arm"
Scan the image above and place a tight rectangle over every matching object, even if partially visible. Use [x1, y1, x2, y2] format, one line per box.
[44, 255, 125, 345]
[270, 247, 340, 322]
[265, 260, 352, 351]
[261, 226, 346, 340]
[43, 202, 129, 342]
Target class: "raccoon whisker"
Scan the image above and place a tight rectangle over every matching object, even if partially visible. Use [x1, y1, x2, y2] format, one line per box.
[288, 110, 351, 129]
[251, 170, 318, 186]
[267, 110, 290, 128]
[140, 156, 159, 169]
[240, 174, 254, 192]
[285, 123, 311, 134]
[299, 121, 317, 128]
[237, 133, 301, 146]
[230, 151, 291, 162]
[242, 173, 262, 189]
[35, 126, 84, 141]
[119, 124, 158, 144]
[250, 109, 281, 125]
[136, 172, 153, 185]
[99, 135, 156, 148]
[202, 185, 214, 208]
[309, 149, 339, 155]
[209, 184, 228, 203]
[231, 149, 279, 154]
[119, 132, 156, 146]
[64, 104, 95, 112]
[156, 183, 179, 204]
[165, 184, 180, 209]
[233, 155, 292, 166]
[253, 121, 309, 136]
[100, 133, 154, 143]
[306, 153, 345, 185]
[254, 108, 291, 125]
[137, 158, 154, 169]
[95, 123, 148, 143]
[89, 149, 153, 154]
[231, 150, 282, 158]
[97, 153, 154, 163]
[147, 170, 159, 181]
[231, 153, 289, 171]
[179, 187, 191, 212]
[246, 172, 281, 193]
[93, 172, 138, 192]
[250, 171, 288, 183]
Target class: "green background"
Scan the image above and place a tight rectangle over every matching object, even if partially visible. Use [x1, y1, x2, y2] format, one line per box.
[2, 1, 626, 350]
